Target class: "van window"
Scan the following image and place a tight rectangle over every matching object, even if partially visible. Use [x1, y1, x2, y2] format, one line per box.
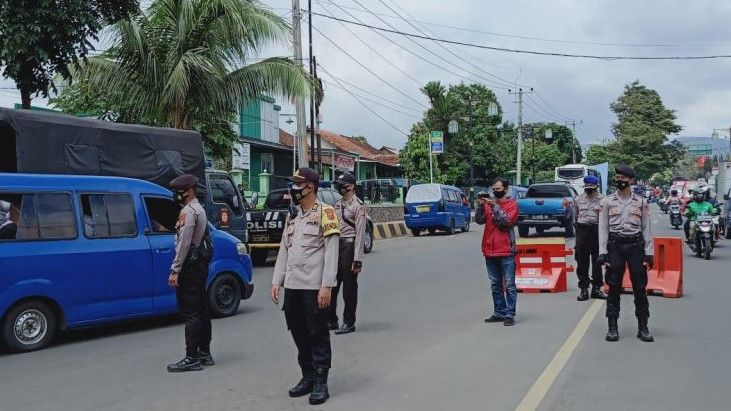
[144, 197, 180, 233]
[0, 192, 77, 241]
[449, 190, 459, 203]
[210, 174, 242, 215]
[405, 184, 441, 203]
[80, 194, 136, 238]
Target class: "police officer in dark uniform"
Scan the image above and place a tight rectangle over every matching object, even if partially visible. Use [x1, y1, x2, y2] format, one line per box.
[329, 172, 368, 335]
[573, 175, 607, 301]
[598, 164, 654, 342]
[271, 168, 340, 405]
[167, 174, 214, 372]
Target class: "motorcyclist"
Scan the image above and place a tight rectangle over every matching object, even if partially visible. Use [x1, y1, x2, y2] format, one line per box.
[684, 187, 717, 243]
[663, 190, 681, 205]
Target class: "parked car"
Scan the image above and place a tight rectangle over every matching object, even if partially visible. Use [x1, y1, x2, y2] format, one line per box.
[517, 182, 578, 237]
[246, 187, 374, 265]
[404, 183, 471, 236]
[0, 173, 253, 352]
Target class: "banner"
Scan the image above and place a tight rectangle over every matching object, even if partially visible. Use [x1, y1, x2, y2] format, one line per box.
[336, 155, 355, 172]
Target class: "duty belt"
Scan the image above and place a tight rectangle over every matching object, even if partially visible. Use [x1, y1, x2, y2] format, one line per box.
[608, 233, 643, 244]
[576, 223, 598, 228]
[340, 237, 355, 244]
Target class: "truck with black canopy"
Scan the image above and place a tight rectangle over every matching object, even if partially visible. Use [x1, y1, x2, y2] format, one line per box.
[0, 108, 247, 242]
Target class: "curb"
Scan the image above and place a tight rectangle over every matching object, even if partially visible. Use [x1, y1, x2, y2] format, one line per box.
[373, 221, 408, 240]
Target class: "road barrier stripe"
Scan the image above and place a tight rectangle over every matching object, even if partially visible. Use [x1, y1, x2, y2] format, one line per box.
[373, 221, 409, 241]
[515, 300, 603, 411]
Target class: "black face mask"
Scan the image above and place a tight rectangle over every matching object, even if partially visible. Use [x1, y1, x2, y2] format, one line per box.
[174, 190, 188, 205]
[584, 188, 597, 195]
[334, 182, 350, 195]
[614, 180, 630, 190]
[289, 186, 311, 205]
[493, 190, 506, 199]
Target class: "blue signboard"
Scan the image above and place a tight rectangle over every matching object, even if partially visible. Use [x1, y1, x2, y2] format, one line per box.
[430, 131, 444, 154]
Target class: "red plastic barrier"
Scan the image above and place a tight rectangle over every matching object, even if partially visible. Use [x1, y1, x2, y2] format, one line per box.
[514, 238, 573, 293]
[602, 237, 684, 298]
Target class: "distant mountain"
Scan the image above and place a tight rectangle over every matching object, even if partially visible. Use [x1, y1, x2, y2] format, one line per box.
[673, 136, 730, 157]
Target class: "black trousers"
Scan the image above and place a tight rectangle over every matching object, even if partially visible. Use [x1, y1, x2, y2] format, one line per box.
[575, 224, 603, 290]
[176, 262, 211, 357]
[284, 288, 332, 373]
[605, 240, 649, 320]
[329, 241, 358, 326]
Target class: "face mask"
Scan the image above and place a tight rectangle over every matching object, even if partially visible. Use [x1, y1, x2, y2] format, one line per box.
[614, 180, 630, 190]
[493, 190, 506, 199]
[174, 190, 188, 205]
[584, 188, 597, 195]
[289, 185, 311, 205]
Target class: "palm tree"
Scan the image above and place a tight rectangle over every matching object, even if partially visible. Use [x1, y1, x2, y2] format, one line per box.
[75, 0, 309, 131]
[421, 81, 446, 108]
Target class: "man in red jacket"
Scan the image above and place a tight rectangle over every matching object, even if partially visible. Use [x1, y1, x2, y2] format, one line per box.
[475, 178, 519, 326]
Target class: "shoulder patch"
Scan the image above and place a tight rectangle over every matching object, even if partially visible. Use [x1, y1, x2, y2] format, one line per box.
[321, 205, 340, 237]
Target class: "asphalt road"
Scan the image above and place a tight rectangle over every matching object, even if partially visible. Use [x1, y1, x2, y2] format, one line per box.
[0, 206, 729, 411]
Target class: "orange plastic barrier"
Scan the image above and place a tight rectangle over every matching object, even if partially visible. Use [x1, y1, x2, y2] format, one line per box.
[602, 237, 684, 298]
[514, 238, 573, 293]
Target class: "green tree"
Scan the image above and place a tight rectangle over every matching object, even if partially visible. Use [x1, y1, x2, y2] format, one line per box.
[52, 0, 309, 159]
[400, 123, 444, 183]
[352, 135, 369, 145]
[0, 0, 138, 108]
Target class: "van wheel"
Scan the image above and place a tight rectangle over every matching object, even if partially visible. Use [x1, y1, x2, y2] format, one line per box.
[411, 229, 421, 236]
[2, 301, 57, 352]
[461, 220, 470, 233]
[208, 274, 242, 318]
[446, 220, 455, 235]
[364, 224, 374, 254]
[518, 225, 529, 237]
[250, 249, 269, 265]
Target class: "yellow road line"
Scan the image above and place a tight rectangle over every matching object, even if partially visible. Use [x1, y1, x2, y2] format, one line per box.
[515, 299, 603, 411]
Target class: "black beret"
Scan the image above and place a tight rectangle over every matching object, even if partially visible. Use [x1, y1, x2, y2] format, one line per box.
[170, 174, 199, 190]
[287, 167, 320, 185]
[335, 172, 356, 185]
[614, 164, 636, 179]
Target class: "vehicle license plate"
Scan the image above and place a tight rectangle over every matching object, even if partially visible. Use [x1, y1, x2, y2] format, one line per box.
[417, 206, 431, 213]
[533, 215, 548, 220]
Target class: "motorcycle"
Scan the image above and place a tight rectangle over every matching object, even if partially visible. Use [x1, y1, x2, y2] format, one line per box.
[715, 203, 725, 239]
[659, 200, 669, 214]
[669, 204, 682, 229]
[689, 214, 715, 260]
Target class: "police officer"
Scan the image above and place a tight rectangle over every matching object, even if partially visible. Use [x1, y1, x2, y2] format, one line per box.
[329, 172, 368, 335]
[167, 174, 214, 372]
[573, 175, 607, 301]
[598, 164, 654, 343]
[271, 167, 340, 405]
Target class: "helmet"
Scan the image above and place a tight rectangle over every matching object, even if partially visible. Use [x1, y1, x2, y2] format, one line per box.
[693, 186, 708, 202]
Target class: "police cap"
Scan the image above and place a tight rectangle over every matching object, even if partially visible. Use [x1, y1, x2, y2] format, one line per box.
[287, 167, 320, 185]
[170, 174, 199, 190]
[335, 172, 357, 185]
[614, 164, 636, 179]
[583, 175, 599, 186]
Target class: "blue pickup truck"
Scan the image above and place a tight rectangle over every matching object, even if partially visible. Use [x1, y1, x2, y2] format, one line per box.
[517, 183, 578, 237]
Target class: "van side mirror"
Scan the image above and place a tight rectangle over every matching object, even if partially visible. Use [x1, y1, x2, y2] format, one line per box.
[251, 192, 259, 206]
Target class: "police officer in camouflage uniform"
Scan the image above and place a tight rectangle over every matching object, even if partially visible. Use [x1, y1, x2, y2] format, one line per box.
[167, 174, 214, 372]
[598, 164, 654, 343]
[271, 168, 340, 405]
[329, 172, 368, 335]
[573, 175, 607, 301]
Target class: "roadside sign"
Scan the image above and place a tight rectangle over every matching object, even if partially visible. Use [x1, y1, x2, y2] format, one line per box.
[232, 142, 251, 170]
[430, 131, 444, 154]
[335, 155, 355, 172]
[448, 120, 458, 134]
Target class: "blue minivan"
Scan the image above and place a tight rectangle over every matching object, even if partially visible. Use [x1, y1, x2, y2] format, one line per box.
[0, 174, 253, 352]
[404, 184, 471, 236]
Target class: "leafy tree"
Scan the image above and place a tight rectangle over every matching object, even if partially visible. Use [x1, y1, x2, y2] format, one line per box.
[52, 0, 309, 159]
[0, 0, 138, 108]
[400, 122, 444, 183]
[585, 143, 612, 166]
[524, 122, 581, 164]
[352, 135, 369, 145]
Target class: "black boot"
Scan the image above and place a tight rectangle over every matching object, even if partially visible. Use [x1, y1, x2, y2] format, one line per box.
[335, 324, 356, 335]
[196, 349, 215, 366]
[590, 287, 607, 300]
[328, 320, 339, 331]
[167, 356, 203, 372]
[605, 318, 619, 342]
[309, 367, 330, 405]
[577, 288, 589, 301]
[288, 369, 314, 398]
[637, 318, 654, 342]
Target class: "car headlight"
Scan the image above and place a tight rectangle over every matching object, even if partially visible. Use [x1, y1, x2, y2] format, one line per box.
[236, 242, 248, 255]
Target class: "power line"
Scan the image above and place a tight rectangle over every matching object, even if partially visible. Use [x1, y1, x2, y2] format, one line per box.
[531, 90, 572, 121]
[311, 24, 428, 109]
[525, 94, 570, 123]
[310, 12, 731, 60]
[316, 0, 731, 49]
[320, 77, 422, 119]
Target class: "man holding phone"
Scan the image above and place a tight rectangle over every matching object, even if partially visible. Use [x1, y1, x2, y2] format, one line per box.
[475, 178, 519, 326]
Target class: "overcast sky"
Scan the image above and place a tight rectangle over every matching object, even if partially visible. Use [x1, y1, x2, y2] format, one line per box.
[3, 0, 731, 150]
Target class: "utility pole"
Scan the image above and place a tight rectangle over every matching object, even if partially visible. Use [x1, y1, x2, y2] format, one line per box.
[292, 0, 308, 169]
[509, 88, 532, 185]
[307, 0, 315, 168]
[566, 120, 582, 164]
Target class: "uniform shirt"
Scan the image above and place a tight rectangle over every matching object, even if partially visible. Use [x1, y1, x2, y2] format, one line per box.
[272, 200, 340, 290]
[574, 193, 604, 225]
[599, 192, 653, 256]
[171, 198, 208, 273]
[335, 195, 368, 262]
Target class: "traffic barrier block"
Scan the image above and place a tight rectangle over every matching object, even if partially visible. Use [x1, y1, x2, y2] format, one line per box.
[373, 221, 408, 240]
[515, 238, 573, 293]
[619, 237, 684, 297]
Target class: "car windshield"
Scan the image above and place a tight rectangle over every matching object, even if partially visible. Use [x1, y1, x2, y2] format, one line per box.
[406, 184, 442, 203]
[557, 168, 584, 179]
[527, 185, 571, 198]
